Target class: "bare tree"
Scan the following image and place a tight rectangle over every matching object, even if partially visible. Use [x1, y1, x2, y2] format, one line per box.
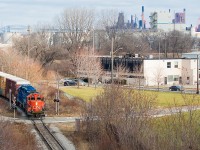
[152, 65, 164, 91]
[84, 86, 157, 150]
[70, 47, 103, 88]
[83, 49, 103, 87]
[56, 8, 95, 53]
[115, 64, 129, 85]
[98, 9, 118, 38]
[165, 31, 193, 58]
[12, 25, 58, 70]
[70, 48, 86, 88]
[0, 48, 44, 82]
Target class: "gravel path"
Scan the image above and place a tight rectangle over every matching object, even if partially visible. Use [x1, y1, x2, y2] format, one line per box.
[49, 124, 76, 150]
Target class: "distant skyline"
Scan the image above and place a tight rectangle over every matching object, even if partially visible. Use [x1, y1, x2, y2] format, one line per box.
[0, 0, 199, 28]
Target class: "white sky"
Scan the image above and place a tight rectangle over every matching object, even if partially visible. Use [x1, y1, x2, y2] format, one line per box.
[0, 0, 199, 28]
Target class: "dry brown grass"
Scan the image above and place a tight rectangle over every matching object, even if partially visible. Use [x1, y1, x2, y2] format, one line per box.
[57, 122, 90, 150]
[42, 86, 84, 117]
[0, 99, 21, 117]
[0, 121, 38, 150]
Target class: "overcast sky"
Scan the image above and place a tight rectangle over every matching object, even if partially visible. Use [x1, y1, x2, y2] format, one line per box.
[0, 0, 199, 28]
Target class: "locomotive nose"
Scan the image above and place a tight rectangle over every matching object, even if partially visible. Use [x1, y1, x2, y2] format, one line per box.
[31, 101, 43, 112]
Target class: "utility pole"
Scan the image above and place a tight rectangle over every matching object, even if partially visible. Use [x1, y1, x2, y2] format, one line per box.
[9, 89, 12, 109]
[57, 70, 60, 115]
[55, 93, 58, 114]
[197, 55, 199, 94]
[13, 97, 16, 119]
[164, 33, 167, 58]
[26, 25, 31, 79]
[159, 40, 160, 60]
[111, 37, 114, 84]
[93, 27, 95, 52]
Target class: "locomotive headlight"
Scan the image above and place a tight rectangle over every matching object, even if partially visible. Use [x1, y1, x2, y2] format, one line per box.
[36, 102, 38, 106]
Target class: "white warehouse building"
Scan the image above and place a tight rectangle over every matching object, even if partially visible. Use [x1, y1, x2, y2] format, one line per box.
[143, 58, 198, 86]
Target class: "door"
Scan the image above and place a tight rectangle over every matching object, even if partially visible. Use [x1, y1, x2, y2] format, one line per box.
[164, 77, 167, 85]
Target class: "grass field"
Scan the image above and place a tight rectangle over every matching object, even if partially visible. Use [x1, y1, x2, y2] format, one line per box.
[61, 86, 103, 102]
[60, 86, 200, 107]
[149, 91, 200, 107]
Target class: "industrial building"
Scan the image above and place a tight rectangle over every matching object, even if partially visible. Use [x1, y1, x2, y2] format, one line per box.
[100, 55, 198, 86]
[116, 6, 146, 30]
[143, 58, 198, 86]
[149, 9, 186, 32]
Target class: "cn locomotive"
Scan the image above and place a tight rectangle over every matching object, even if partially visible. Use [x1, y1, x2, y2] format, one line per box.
[0, 71, 45, 117]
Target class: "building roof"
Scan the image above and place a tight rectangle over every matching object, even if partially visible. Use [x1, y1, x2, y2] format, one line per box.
[0, 71, 30, 85]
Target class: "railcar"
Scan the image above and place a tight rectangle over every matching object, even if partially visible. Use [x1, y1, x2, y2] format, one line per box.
[0, 71, 30, 100]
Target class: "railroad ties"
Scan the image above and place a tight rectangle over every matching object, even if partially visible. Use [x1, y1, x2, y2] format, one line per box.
[32, 119, 66, 150]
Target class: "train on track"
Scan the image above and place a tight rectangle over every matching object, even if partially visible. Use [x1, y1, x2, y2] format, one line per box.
[0, 71, 45, 117]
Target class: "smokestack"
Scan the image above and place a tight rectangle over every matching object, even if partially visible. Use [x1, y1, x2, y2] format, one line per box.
[131, 15, 133, 24]
[142, 6, 144, 29]
[183, 8, 186, 24]
[169, 9, 171, 13]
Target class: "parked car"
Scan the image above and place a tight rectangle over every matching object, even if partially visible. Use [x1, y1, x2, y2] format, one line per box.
[64, 80, 77, 86]
[73, 79, 87, 86]
[169, 85, 184, 91]
[59, 78, 70, 84]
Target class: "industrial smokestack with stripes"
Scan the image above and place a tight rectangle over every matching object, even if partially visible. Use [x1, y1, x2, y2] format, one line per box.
[141, 6, 145, 29]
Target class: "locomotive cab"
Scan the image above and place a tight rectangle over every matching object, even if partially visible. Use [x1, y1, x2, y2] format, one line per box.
[26, 93, 45, 117]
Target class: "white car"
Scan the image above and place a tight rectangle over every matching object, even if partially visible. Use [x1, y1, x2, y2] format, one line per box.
[73, 79, 87, 86]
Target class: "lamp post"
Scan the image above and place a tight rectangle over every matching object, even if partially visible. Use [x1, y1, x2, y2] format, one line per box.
[111, 37, 123, 84]
[197, 55, 199, 94]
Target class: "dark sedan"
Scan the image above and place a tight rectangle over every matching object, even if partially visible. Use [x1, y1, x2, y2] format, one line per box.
[64, 80, 77, 86]
[169, 85, 184, 91]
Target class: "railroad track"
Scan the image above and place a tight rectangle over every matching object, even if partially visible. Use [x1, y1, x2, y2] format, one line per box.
[31, 118, 66, 150]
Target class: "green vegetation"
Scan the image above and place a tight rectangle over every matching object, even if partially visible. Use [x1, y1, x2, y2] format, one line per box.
[149, 91, 200, 107]
[61, 86, 200, 107]
[60, 86, 103, 102]
[151, 109, 200, 149]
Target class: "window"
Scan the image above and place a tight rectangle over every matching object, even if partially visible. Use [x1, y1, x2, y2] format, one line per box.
[167, 62, 171, 68]
[168, 75, 173, 82]
[174, 75, 179, 81]
[168, 75, 179, 82]
[174, 61, 178, 68]
[179, 77, 182, 84]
